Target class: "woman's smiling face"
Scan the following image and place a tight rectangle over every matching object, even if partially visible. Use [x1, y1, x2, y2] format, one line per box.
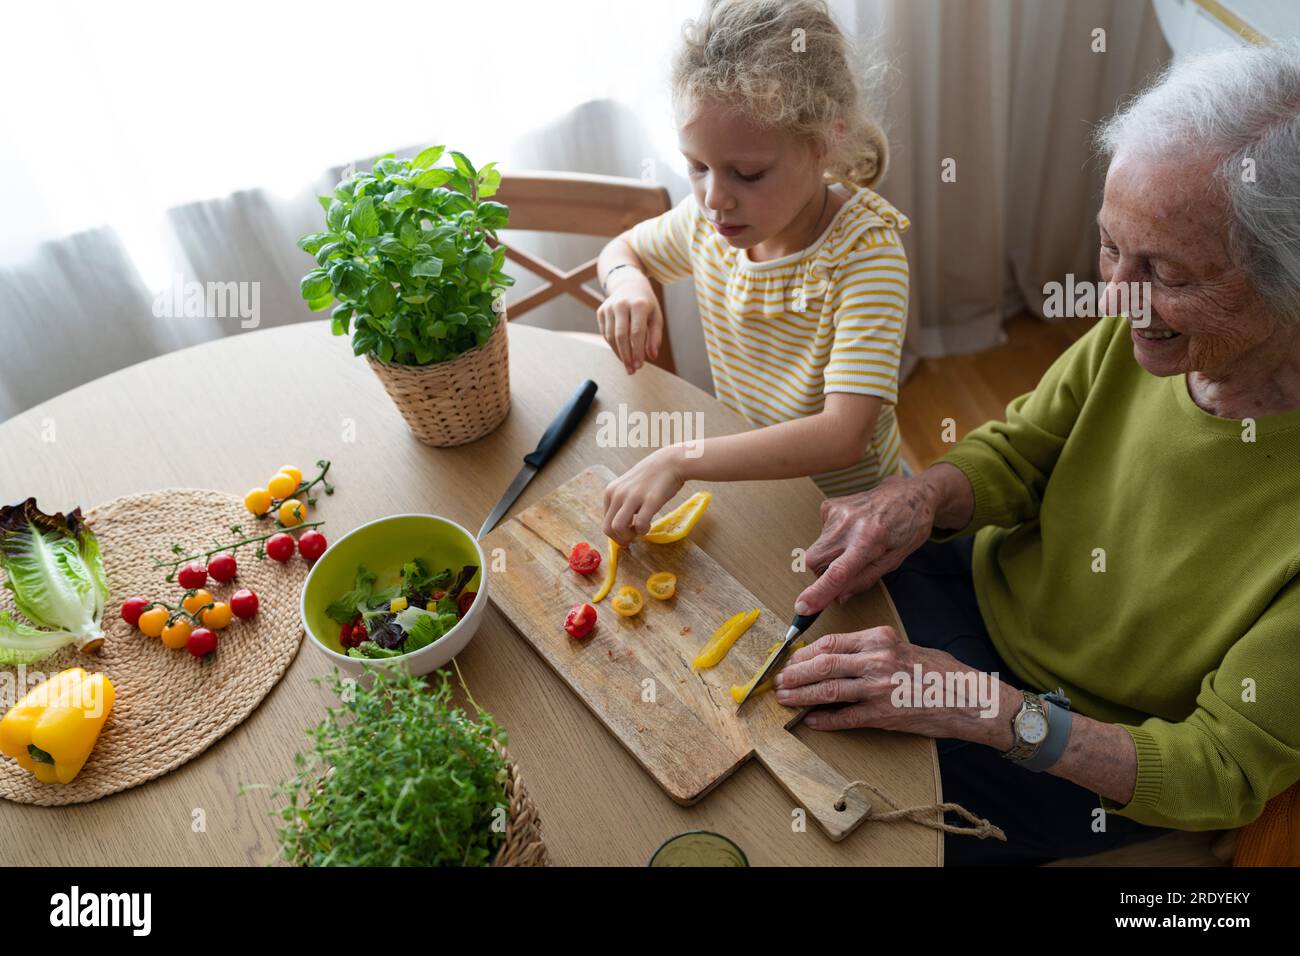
[1098, 152, 1276, 378]
[676, 98, 826, 254]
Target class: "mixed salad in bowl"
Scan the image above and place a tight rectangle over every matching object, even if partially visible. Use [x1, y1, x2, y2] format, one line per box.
[325, 558, 478, 659]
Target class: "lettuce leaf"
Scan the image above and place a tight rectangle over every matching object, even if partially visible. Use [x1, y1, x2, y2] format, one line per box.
[0, 499, 108, 655]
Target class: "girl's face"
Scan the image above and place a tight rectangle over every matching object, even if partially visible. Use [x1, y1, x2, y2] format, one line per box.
[677, 99, 826, 253]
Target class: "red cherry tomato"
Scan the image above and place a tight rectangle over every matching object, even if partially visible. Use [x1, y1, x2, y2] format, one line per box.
[266, 533, 296, 562]
[177, 561, 208, 590]
[230, 588, 259, 620]
[187, 627, 218, 657]
[563, 602, 597, 639]
[208, 552, 238, 583]
[120, 596, 150, 628]
[567, 542, 601, 575]
[456, 591, 476, 618]
[297, 530, 328, 562]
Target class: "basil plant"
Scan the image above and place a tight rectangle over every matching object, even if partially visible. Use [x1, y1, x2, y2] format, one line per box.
[298, 146, 515, 365]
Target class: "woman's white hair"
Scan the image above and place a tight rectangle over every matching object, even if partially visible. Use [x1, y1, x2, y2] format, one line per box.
[1096, 42, 1300, 324]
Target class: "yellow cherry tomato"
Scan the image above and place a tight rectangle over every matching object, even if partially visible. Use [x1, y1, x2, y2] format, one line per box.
[244, 488, 272, 516]
[201, 602, 233, 630]
[161, 618, 192, 649]
[267, 472, 298, 499]
[278, 465, 303, 487]
[646, 572, 677, 600]
[278, 498, 307, 527]
[138, 607, 168, 638]
[611, 585, 644, 618]
[182, 589, 215, 615]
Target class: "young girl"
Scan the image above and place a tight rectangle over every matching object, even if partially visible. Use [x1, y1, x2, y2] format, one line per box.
[596, 0, 910, 547]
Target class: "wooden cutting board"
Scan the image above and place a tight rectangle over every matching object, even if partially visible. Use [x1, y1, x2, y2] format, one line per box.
[482, 465, 872, 841]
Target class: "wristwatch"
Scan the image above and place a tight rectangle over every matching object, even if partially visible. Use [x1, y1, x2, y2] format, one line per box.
[1002, 688, 1073, 772]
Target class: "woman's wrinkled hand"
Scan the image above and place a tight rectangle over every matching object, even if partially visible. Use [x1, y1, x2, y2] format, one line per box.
[602, 447, 685, 548]
[794, 474, 938, 614]
[772, 626, 981, 736]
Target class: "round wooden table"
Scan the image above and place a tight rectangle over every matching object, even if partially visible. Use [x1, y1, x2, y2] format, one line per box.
[0, 321, 941, 866]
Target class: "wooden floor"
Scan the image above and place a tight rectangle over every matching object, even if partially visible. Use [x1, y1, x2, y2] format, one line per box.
[897, 312, 1099, 471]
[896, 312, 1236, 867]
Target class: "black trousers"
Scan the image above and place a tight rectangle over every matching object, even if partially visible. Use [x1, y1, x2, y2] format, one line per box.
[880, 536, 1177, 865]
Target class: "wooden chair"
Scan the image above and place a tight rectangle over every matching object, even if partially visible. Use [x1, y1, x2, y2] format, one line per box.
[488, 170, 677, 374]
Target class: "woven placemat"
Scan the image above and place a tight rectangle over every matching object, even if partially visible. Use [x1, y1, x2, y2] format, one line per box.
[0, 488, 310, 805]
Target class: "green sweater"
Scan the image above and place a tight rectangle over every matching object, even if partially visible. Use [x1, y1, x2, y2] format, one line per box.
[933, 314, 1300, 830]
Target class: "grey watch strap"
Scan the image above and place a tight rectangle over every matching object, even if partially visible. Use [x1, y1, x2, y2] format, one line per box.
[1019, 691, 1073, 772]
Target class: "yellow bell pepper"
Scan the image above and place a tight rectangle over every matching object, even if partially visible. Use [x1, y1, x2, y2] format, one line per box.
[730, 640, 805, 703]
[592, 538, 619, 603]
[692, 608, 759, 670]
[0, 667, 115, 784]
[644, 492, 712, 544]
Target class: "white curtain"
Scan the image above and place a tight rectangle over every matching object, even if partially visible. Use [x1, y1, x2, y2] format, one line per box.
[0, 0, 1170, 422]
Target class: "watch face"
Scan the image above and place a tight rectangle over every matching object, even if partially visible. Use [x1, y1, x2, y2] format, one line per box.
[1018, 711, 1048, 744]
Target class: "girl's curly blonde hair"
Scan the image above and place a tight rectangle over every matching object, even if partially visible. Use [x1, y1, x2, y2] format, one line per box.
[671, 0, 891, 190]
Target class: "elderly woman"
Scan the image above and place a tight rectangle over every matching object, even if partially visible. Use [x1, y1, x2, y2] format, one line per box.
[777, 43, 1300, 865]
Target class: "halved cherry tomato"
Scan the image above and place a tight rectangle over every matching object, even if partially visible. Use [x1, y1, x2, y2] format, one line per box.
[646, 572, 677, 600]
[568, 542, 601, 575]
[564, 603, 597, 639]
[611, 585, 644, 617]
[457, 591, 476, 618]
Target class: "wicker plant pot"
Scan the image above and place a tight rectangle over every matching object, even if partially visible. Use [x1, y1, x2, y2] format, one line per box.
[366, 312, 511, 447]
[294, 740, 549, 867]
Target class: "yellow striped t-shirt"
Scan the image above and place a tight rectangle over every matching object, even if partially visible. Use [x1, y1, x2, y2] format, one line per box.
[626, 184, 911, 496]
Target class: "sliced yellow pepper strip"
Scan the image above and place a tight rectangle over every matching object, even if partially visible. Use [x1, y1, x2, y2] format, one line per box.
[0, 667, 115, 784]
[644, 491, 712, 544]
[730, 640, 805, 703]
[691, 608, 759, 670]
[591, 538, 619, 603]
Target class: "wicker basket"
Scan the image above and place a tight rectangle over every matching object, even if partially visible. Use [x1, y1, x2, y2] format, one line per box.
[293, 740, 549, 867]
[366, 312, 511, 447]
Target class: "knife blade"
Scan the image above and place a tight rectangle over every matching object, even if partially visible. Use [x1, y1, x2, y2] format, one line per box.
[735, 610, 822, 712]
[477, 378, 598, 539]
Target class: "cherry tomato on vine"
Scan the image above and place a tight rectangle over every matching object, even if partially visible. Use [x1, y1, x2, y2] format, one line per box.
[278, 465, 303, 486]
[162, 618, 192, 649]
[266, 533, 296, 562]
[177, 561, 208, 590]
[267, 472, 298, 499]
[297, 530, 327, 562]
[201, 601, 233, 630]
[120, 596, 150, 628]
[244, 488, 273, 516]
[182, 589, 215, 615]
[187, 627, 218, 657]
[138, 607, 168, 638]
[208, 553, 238, 583]
[278, 499, 307, 527]
[230, 588, 259, 620]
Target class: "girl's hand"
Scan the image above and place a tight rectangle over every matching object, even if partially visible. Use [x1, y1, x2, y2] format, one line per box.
[597, 271, 663, 375]
[602, 447, 686, 548]
[772, 627, 999, 740]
